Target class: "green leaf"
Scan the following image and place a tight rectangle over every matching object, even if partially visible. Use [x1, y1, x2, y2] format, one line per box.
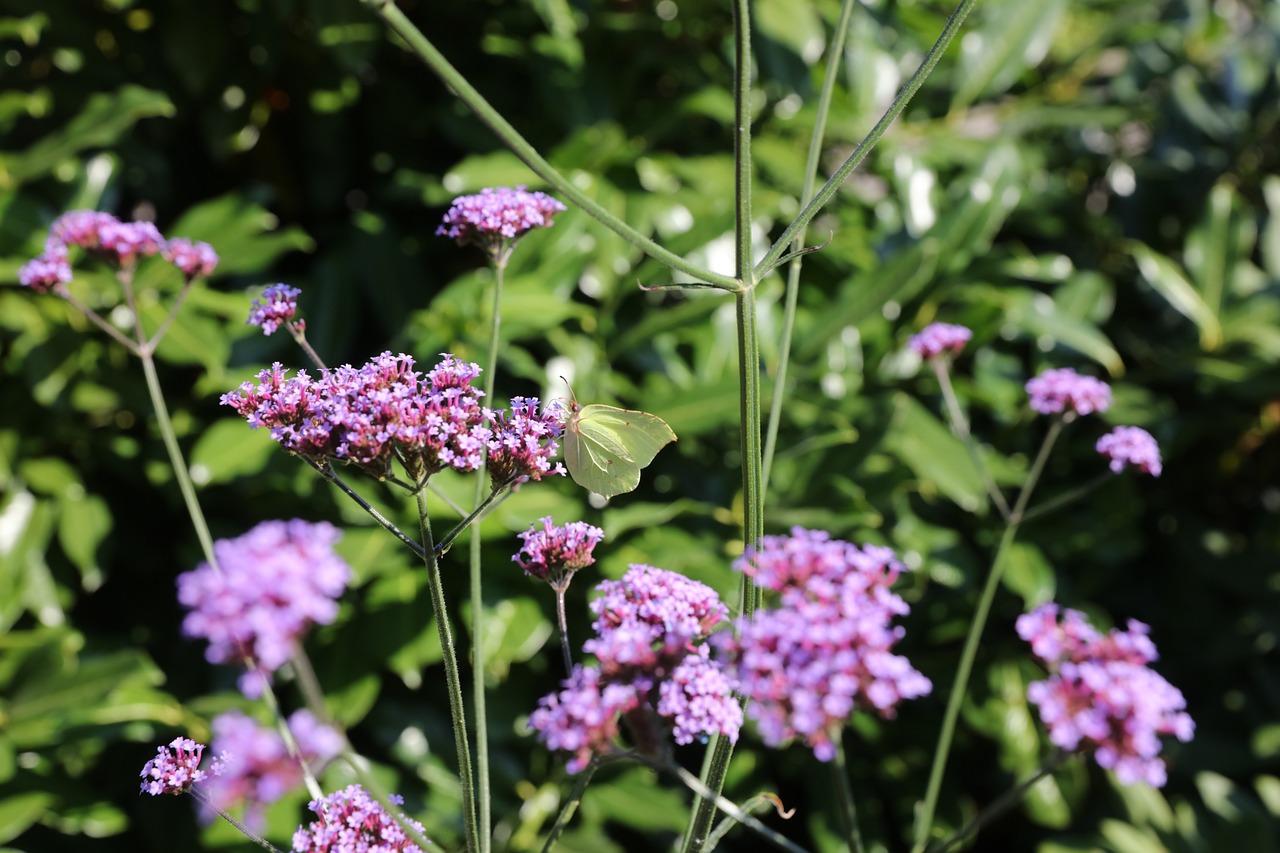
[884, 394, 987, 513]
[0, 85, 174, 185]
[56, 492, 110, 585]
[952, 0, 1068, 110]
[1185, 180, 1255, 314]
[999, 541, 1055, 608]
[478, 597, 552, 680]
[189, 419, 277, 485]
[1128, 240, 1222, 350]
[1005, 288, 1124, 376]
[0, 791, 53, 845]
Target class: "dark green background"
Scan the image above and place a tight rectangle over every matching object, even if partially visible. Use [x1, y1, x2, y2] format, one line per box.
[2, 0, 1278, 850]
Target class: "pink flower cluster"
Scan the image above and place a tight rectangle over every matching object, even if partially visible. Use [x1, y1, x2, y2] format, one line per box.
[529, 565, 742, 772]
[140, 737, 224, 796]
[202, 709, 344, 829]
[909, 322, 972, 359]
[222, 353, 564, 485]
[292, 784, 426, 853]
[720, 527, 931, 762]
[514, 516, 605, 588]
[1017, 603, 1194, 787]
[1096, 425, 1162, 477]
[177, 520, 351, 697]
[19, 210, 218, 292]
[437, 186, 566, 259]
[1025, 367, 1112, 417]
[247, 283, 303, 336]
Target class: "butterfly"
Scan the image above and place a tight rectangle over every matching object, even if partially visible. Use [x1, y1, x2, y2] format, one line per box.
[562, 400, 677, 499]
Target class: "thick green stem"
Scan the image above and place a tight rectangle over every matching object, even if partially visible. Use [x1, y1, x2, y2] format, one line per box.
[912, 417, 1064, 851]
[415, 486, 478, 852]
[754, 0, 980, 279]
[357, 0, 736, 291]
[833, 732, 865, 853]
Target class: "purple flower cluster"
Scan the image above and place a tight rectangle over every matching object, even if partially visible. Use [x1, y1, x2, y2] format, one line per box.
[909, 322, 972, 359]
[437, 186, 566, 259]
[177, 520, 351, 697]
[720, 528, 931, 762]
[202, 709, 344, 829]
[291, 784, 426, 853]
[1017, 603, 1194, 787]
[485, 397, 566, 488]
[514, 516, 605, 588]
[1025, 368, 1112, 417]
[1096, 425, 1162, 477]
[19, 210, 218, 292]
[247, 283, 303, 336]
[529, 565, 741, 772]
[140, 737, 224, 796]
[221, 353, 491, 480]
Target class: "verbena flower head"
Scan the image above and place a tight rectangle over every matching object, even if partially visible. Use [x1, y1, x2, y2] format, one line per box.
[1096, 425, 1162, 477]
[1017, 603, 1194, 787]
[176, 520, 351, 697]
[909, 322, 972, 359]
[203, 710, 344, 829]
[437, 186, 566, 260]
[18, 249, 72, 293]
[486, 397, 566, 489]
[291, 784, 426, 853]
[1025, 368, 1112, 417]
[163, 237, 220, 279]
[722, 527, 931, 762]
[221, 353, 490, 480]
[140, 737, 223, 796]
[514, 516, 604, 588]
[247, 283, 302, 336]
[530, 566, 740, 771]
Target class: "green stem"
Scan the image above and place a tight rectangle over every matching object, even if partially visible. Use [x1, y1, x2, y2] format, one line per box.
[753, 0, 980, 280]
[468, 258, 505, 853]
[415, 485, 478, 853]
[189, 787, 284, 852]
[57, 288, 143, 355]
[925, 751, 1069, 853]
[761, 0, 856, 495]
[684, 2, 759, 850]
[833, 731, 865, 853]
[307, 459, 426, 558]
[357, 0, 737, 291]
[656, 759, 810, 853]
[1018, 472, 1110, 525]
[437, 487, 512, 557]
[144, 275, 197, 352]
[538, 763, 596, 853]
[554, 587, 574, 676]
[933, 359, 1012, 521]
[912, 417, 1064, 852]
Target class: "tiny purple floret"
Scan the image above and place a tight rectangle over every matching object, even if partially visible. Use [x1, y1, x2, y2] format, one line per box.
[291, 784, 426, 853]
[514, 516, 604, 587]
[247, 283, 302, 336]
[1096, 426, 1162, 477]
[140, 737, 221, 796]
[437, 186, 566, 258]
[1025, 367, 1112, 417]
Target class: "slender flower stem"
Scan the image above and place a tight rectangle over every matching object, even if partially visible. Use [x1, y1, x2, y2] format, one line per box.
[653, 759, 811, 853]
[356, 0, 737, 291]
[538, 763, 596, 853]
[684, 3, 758, 850]
[833, 732, 866, 853]
[1018, 472, 1110, 525]
[925, 751, 1069, 853]
[554, 587, 573, 676]
[468, 257, 506, 853]
[753, 0, 980, 279]
[288, 320, 328, 370]
[145, 276, 197, 351]
[912, 417, 1065, 852]
[189, 787, 284, 852]
[933, 359, 1012, 521]
[57, 288, 143, 355]
[414, 485, 478, 852]
[762, 0, 856, 496]
[437, 486, 509, 558]
[307, 459, 427, 557]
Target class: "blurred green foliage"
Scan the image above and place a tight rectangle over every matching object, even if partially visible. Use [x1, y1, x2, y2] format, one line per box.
[2, 0, 1278, 851]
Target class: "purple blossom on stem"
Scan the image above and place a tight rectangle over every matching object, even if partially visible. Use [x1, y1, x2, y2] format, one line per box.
[720, 527, 931, 762]
[163, 237, 220, 279]
[18, 249, 72, 293]
[1025, 368, 1112, 417]
[247, 283, 302, 336]
[140, 737, 223, 796]
[909, 323, 972, 359]
[529, 565, 740, 771]
[291, 784, 426, 853]
[176, 520, 351, 697]
[486, 397, 566, 488]
[513, 516, 604, 587]
[97, 218, 165, 263]
[437, 186, 566, 260]
[1096, 425, 1162, 477]
[1017, 603, 1194, 787]
[202, 710, 344, 829]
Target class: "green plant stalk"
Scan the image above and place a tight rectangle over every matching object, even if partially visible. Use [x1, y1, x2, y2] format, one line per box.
[468, 259, 505, 853]
[933, 358, 1012, 521]
[912, 416, 1065, 851]
[925, 750, 1069, 853]
[753, 0, 980, 280]
[538, 763, 596, 853]
[415, 486, 478, 853]
[833, 732, 866, 853]
[683, 0, 759, 849]
[762, 0, 856, 495]
[357, 0, 737, 291]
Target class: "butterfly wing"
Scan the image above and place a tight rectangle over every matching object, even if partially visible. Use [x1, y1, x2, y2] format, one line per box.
[566, 405, 677, 498]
